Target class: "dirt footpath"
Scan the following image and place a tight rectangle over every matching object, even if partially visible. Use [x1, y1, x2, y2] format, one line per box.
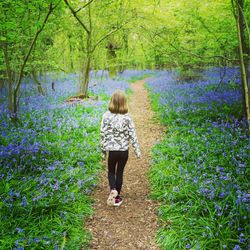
[86, 80, 164, 250]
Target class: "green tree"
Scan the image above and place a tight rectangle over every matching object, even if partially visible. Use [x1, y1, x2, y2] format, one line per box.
[63, 0, 134, 96]
[232, 0, 250, 133]
[0, 0, 61, 118]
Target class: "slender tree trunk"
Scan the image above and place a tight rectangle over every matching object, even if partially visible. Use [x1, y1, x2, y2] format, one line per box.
[235, 0, 250, 133]
[32, 69, 45, 95]
[68, 34, 74, 71]
[82, 51, 91, 96]
[0, 76, 5, 91]
[238, 0, 249, 78]
[106, 42, 117, 78]
[3, 43, 13, 113]
[81, 5, 92, 97]
[238, 0, 249, 118]
[12, 3, 55, 116]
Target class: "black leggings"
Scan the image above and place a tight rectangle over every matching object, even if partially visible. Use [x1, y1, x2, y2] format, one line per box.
[108, 150, 128, 195]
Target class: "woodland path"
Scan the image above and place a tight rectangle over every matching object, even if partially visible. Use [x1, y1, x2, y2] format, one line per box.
[86, 79, 164, 250]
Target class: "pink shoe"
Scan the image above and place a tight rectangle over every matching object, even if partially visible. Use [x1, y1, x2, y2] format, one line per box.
[107, 189, 118, 206]
[114, 195, 123, 207]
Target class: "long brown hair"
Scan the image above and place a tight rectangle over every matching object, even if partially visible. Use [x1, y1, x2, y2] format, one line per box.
[108, 90, 128, 114]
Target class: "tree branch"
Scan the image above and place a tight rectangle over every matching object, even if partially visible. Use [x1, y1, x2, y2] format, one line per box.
[231, 0, 237, 19]
[166, 41, 239, 62]
[3, 40, 13, 112]
[63, 0, 90, 33]
[195, 15, 221, 45]
[75, 0, 94, 13]
[91, 21, 129, 53]
[140, 22, 239, 63]
[237, 1, 250, 55]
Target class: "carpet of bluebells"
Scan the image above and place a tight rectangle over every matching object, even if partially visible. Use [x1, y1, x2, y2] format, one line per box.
[0, 71, 132, 249]
[146, 67, 250, 250]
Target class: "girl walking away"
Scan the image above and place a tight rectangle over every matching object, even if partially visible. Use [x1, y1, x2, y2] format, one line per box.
[100, 90, 141, 207]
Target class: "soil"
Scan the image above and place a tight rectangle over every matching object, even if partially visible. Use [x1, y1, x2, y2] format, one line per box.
[86, 80, 164, 250]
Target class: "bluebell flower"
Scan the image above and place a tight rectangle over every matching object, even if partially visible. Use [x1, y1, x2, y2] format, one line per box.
[233, 245, 241, 250]
[16, 228, 24, 233]
[54, 243, 59, 250]
[238, 233, 246, 243]
[219, 192, 225, 198]
[53, 180, 59, 190]
[78, 162, 84, 167]
[48, 165, 56, 171]
[20, 197, 28, 207]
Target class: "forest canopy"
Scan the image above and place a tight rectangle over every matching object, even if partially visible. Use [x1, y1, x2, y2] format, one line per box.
[1, 0, 248, 74]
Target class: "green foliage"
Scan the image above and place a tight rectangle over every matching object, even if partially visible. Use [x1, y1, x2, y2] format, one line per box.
[147, 76, 249, 249]
[0, 0, 245, 88]
[150, 126, 249, 249]
[0, 0, 62, 74]
[0, 103, 106, 249]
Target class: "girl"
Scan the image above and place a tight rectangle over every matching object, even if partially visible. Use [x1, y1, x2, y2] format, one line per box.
[100, 90, 141, 207]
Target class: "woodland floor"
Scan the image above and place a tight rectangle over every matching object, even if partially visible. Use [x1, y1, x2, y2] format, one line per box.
[86, 80, 164, 250]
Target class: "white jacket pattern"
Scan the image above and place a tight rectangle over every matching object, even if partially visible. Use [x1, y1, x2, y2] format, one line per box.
[100, 111, 141, 158]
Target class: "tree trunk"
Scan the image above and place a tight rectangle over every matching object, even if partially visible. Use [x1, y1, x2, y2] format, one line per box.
[3, 42, 13, 113]
[106, 42, 117, 78]
[68, 34, 74, 71]
[64, 0, 127, 96]
[237, 0, 249, 118]
[81, 5, 92, 97]
[235, 0, 250, 134]
[81, 52, 91, 96]
[12, 3, 55, 117]
[0, 76, 5, 91]
[32, 69, 45, 95]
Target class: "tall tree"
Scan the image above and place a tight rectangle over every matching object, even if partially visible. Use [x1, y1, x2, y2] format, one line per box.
[63, 0, 132, 97]
[0, 0, 60, 118]
[232, 0, 250, 133]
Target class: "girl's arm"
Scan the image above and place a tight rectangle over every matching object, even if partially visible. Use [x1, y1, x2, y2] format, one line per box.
[100, 115, 107, 157]
[128, 116, 141, 158]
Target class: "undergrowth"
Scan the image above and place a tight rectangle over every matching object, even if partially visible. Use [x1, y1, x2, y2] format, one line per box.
[146, 69, 249, 250]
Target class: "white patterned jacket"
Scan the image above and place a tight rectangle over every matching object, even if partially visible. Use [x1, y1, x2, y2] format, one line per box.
[100, 111, 141, 158]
